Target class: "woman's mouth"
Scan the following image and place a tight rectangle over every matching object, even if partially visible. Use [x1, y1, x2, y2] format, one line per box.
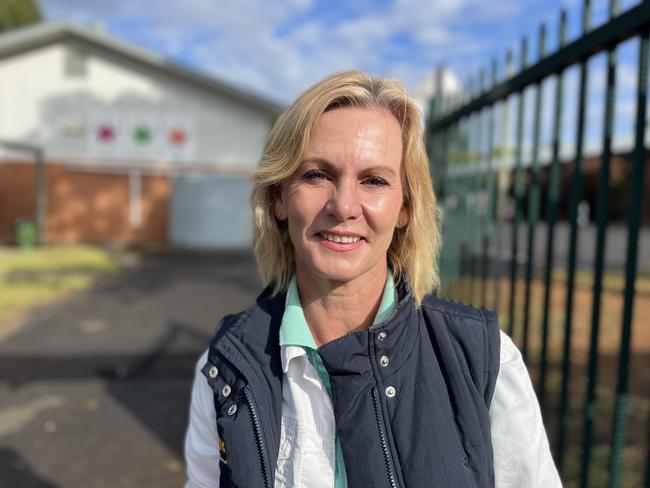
[317, 232, 365, 250]
[319, 232, 361, 244]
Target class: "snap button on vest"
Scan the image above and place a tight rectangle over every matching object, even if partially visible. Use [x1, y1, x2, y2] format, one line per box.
[377, 331, 387, 342]
[208, 366, 219, 378]
[226, 404, 237, 416]
[222, 384, 231, 397]
[379, 355, 390, 367]
[385, 386, 396, 398]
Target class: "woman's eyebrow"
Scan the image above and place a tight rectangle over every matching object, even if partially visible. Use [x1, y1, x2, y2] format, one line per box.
[299, 157, 333, 168]
[300, 158, 397, 177]
[360, 166, 397, 178]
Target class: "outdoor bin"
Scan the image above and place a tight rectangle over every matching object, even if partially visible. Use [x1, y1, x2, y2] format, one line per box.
[14, 219, 36, 248]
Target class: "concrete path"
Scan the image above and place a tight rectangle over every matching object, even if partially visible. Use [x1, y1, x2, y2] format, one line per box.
[0, 251, 261, 488]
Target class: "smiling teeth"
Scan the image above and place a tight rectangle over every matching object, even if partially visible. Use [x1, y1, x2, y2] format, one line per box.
[321, 233, 360, 243]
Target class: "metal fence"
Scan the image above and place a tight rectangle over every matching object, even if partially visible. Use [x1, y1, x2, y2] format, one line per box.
[426, 1, 650, 486]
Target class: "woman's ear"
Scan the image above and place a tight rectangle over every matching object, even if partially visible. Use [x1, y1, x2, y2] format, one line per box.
[396, 204, 409, 229]
[273, 185, 288, 221]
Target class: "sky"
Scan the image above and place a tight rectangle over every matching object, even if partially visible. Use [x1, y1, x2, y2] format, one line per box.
[37, 0, 643, 108]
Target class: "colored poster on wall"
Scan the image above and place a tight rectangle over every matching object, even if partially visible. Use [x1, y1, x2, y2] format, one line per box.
[87, 109, 196, 162]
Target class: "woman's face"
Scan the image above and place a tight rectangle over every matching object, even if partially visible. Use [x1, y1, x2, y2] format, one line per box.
[275, 106, 408, 288]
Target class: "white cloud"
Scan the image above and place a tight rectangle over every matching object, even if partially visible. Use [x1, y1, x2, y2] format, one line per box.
[39, 0, 569, 104]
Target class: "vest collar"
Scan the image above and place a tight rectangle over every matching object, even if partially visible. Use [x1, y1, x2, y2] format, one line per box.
[316, 279, 419, 384]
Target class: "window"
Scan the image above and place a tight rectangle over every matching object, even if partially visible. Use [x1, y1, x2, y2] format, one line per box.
[64, 47, 87, 78]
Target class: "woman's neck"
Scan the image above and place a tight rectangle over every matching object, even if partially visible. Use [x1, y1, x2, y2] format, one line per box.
[295, 266, 388, 347]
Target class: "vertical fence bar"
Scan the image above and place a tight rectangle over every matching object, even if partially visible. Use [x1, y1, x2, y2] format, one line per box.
[440, 134, 450, 296]
[557, 0, 591, 474]
[539, 9, 568, 413]
[465, 90, 475, 304]
[480, 103, 489, 308]
[579, 1, 619, 485]
[449, 127, 458, 300]
[447, 124, 459, 297]
[448, 120, 465, 300]
[469, 105, 481, 304]
[459, 114, 469, 302]
[461, 116, 468, 296]
[482, 60, 498, 309]
[476, 68, 486, 307]
[438, 126, 451, 295]
[468, 107, 475, 304]
[446, 116, 459, 298]
[451, 121, 460, 300]
[460, 78, 470, 301]
[436, 70, 450, 295]
[477, 68, 487, 308]
[494, 49, 514, 316]
[507, 38, 528, 337]
[608, 29, 649, 488]
[522, 24, 546, 364]
[456, 115, 472, 302]
[471, 86, 485, 305]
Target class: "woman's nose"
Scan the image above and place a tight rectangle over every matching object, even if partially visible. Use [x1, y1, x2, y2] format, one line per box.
[326, 182, 362, 221]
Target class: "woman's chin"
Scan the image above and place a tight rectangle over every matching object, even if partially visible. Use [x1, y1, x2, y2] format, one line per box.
[305, 260, 386, 287]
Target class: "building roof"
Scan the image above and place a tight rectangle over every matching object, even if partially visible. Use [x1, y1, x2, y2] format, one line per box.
[0, 20, 284, 117]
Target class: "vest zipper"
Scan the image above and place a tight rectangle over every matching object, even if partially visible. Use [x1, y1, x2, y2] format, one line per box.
[244, 386, 270, 488]
[371, 387, 398, 488]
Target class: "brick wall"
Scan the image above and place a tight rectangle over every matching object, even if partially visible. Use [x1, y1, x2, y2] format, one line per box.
[0, 161, 170, 243]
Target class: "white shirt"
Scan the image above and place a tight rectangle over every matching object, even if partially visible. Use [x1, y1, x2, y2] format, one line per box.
[184, 330, 562, 487]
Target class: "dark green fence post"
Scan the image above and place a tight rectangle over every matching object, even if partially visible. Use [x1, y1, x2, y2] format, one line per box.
[539, 8, 568, 413]
[579, 1, 619, 486]
[493, 49, 514, 317]
[522, 23, 546, 364]
[608, 29, 649, 488]
[456, 115, 472, 302]
[482, 59, 498, 310]
[507, 37, 528, 338]
[557, 0, 591, 474]
[471, 94, 485, 306]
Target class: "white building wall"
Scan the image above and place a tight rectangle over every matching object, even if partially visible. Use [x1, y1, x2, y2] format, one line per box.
[0, 44, 65, 145]
[0, 40, 274, 169]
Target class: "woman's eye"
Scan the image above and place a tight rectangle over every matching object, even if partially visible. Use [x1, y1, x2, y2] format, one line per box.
[364, 176, 389, 186]
[303, 169, 328, 181]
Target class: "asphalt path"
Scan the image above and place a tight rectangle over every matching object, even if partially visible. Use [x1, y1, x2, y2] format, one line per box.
[0, 251, 261, 488]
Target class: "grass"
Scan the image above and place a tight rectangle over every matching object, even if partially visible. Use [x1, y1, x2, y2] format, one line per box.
[0, 244, 119, 327]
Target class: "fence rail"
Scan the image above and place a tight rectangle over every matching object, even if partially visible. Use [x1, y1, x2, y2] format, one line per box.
[427, 1, 650, 486]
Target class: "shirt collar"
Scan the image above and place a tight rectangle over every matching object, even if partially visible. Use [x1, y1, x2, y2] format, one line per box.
[279, 270, 397, 373]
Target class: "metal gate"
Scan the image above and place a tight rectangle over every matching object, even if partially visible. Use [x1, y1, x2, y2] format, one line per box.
[426, 1, 650, 486]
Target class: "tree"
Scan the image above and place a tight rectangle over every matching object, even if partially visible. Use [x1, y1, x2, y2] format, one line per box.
[0, 0, 41, 33]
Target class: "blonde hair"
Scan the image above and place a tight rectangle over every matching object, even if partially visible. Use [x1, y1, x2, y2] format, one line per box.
[251, 70, 440, 306]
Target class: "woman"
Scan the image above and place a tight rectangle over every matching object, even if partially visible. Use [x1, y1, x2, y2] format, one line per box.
[185, 71, 561, 487]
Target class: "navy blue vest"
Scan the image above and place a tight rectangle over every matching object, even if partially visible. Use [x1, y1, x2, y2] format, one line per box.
[202, 283, 500, 487]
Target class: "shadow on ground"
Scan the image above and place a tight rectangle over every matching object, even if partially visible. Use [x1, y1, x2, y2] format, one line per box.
[0, 448, 61, 488]
[0, 251, 261, 487]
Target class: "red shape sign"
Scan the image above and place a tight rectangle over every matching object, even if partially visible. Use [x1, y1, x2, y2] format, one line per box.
[97, 125, 115, 142]
[169, 128, 187, 146]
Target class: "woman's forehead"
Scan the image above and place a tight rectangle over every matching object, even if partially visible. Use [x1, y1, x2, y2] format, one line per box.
[304, 107, 403, 168]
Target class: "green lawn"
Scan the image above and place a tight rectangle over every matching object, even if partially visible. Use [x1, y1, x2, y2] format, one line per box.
[0, 244, 119, 327]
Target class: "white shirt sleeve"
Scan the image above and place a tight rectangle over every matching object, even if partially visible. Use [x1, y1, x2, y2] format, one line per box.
[184, 350, 221, 488]
[490, 330, 562, 487]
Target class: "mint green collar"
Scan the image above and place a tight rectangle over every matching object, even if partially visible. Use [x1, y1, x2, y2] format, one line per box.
[279, 270, 397, 349]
